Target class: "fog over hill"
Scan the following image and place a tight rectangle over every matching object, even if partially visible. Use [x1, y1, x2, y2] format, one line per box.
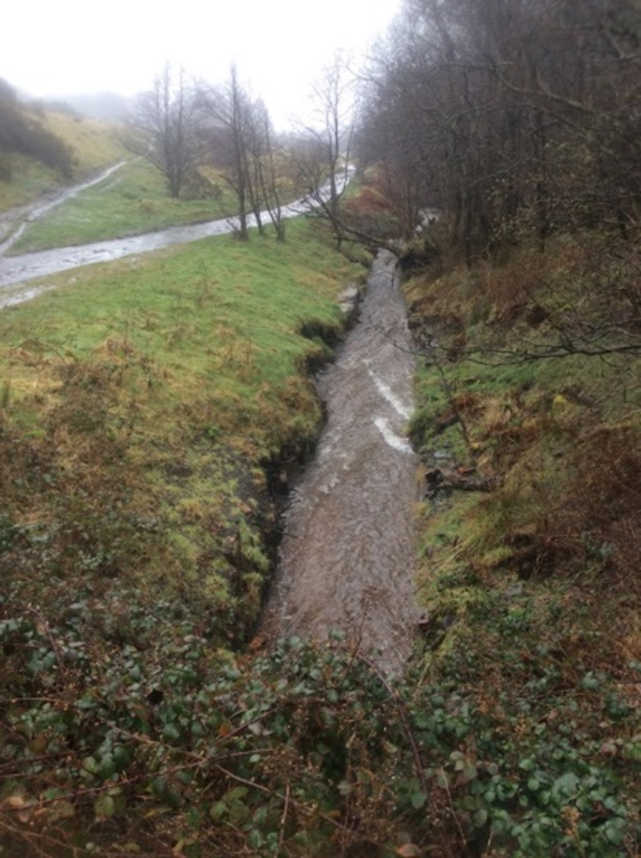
[51, 91, 133, 121]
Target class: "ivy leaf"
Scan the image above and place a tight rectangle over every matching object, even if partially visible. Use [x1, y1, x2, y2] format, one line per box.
[604, 819, 625, 846]
[210, 801, 227, 821]
[473, 808, 488, 827]
[435, 767, 449, 789]
[224, 786, 248, 803]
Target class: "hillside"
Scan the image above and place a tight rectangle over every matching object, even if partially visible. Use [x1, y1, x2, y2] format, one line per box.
[1, 171, 639, 856]
[0, 78, 126, 212]
[399, 217, 641, 857]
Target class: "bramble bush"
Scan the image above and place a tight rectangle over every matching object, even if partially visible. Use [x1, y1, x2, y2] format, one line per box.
[1, 600, 639, 857]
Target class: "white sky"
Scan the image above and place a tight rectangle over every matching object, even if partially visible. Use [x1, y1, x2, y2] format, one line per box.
[2, 0, 401, 128]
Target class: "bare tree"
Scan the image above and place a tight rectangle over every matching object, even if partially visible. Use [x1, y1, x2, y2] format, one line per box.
[125, 64, 202, 198]
[295, 56, 358, 250]
[198, 66, 287, 241]
[247, 99, 287, 241]
[198, 66, 256, 240]
[358, 0, 641, 259]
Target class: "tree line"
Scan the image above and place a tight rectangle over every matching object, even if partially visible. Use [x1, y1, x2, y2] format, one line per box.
[356, 0, 641, 261]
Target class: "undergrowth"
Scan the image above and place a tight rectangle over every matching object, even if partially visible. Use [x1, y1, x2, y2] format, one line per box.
[402, 222, 641, 855]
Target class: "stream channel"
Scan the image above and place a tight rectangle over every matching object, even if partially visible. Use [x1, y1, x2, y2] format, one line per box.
[263, 251, 419, 673]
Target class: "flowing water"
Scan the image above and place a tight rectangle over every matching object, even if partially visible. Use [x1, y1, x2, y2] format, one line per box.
[0, 161, 128, 256]
[263, 251, 419, 672]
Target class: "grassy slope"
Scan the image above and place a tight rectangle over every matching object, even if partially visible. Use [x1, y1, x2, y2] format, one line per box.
[7, 158, 240, 253]
[1, 218, 361, 634]
[0, 110, 127, 211]
[402, 226, 641, 856]
[1, 218, 385, 855]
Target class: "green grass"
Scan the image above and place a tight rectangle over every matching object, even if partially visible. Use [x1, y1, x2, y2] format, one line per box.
[0, 226, 366, 856]
[8, 158, 239, 253]
[2, 178, 641, 855]
[2, 218, 358, 454]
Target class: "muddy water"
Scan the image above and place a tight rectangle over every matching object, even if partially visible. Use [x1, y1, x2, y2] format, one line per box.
[263, 251, 419, 672]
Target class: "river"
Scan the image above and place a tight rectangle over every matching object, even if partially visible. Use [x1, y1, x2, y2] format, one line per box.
[0, 201, 311, 305]
[262, 251, 419, 673]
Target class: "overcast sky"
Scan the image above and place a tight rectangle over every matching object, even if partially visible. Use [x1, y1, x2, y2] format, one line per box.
[3, 0, 401, 128]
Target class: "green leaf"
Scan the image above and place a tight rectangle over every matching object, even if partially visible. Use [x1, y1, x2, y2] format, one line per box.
[626, 743, 641, 761]
[209, 801, 227, 821]
[224, 786, 249, 803]
[94, 794, 115, 820]
[410, 790, 427, 809]
[462, 763, 478, 782]
[82, 756, 98, 774]
[604, 819, 625, 846]
[553, 772, 579, 796]
[435, 767, 449, 789]
[581, 672, 600, 690]
[473, 808, 488, 827]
